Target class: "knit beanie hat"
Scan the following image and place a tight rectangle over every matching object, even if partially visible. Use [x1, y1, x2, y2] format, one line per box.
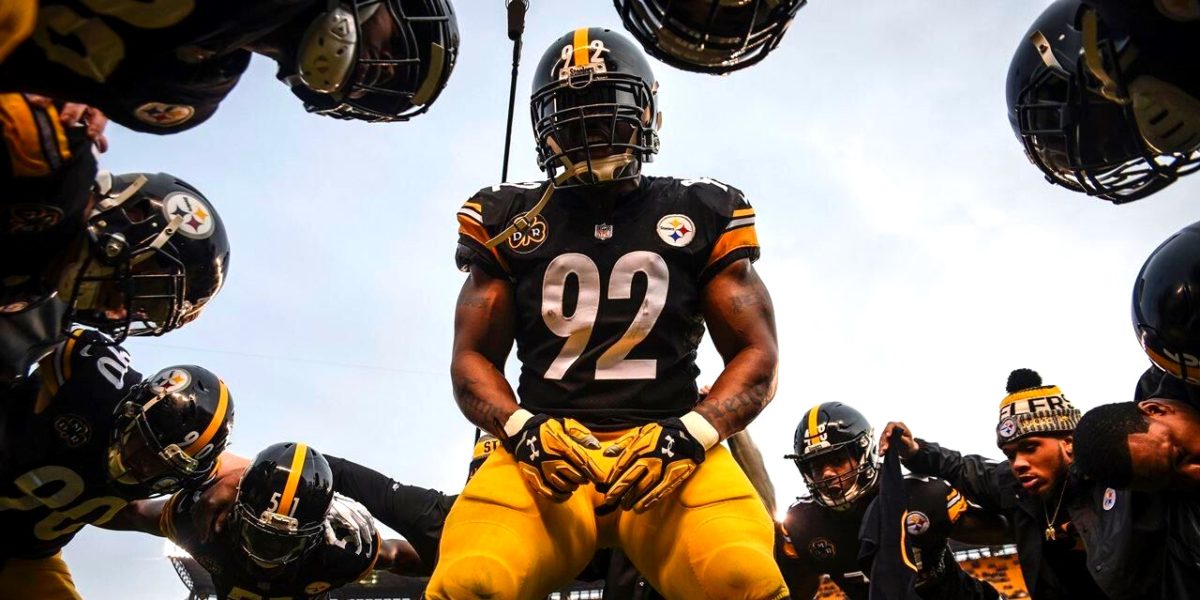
[996, 368, 1081, 446]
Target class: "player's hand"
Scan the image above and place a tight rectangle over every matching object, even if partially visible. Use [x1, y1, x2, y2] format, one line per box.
[600, 418, 706, 513]
[25, 95, 109, 152]
[325, 497, 375, 557]
[193, 469, 242, 542]
[878, 422, 920, 459]
[505, 413, 604, 502]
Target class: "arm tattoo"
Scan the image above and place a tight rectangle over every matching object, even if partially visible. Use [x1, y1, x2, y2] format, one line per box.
[695, 380, 771, 437]
[452, 376, 508, 436]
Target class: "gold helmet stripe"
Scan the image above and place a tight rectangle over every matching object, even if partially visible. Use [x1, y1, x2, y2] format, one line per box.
[184, 379, 229, 456]
[805, 404, 822, 443]
[278, 443, 309, 516]
[573, 27, 590, 67]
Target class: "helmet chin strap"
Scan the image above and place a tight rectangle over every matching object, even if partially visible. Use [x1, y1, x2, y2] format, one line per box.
[1081, 9, 1128, 105]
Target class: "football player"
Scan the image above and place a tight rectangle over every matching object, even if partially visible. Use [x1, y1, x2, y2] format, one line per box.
[0, 0, 459, 132]
[614, 0, 806, 74]
[0, 343, 236, 600]
[777, 403, 1002, 600]
[429, 27, 786, 599]
[1006, 0, 1199, 203]
[880, 369, 1168, 599]
[0, 170, 230, 385]
[128, 443, 437, 599]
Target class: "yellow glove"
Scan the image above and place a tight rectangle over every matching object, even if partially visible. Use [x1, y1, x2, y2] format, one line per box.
[505, 413, 604, 502]
[600, 417, 708, 513]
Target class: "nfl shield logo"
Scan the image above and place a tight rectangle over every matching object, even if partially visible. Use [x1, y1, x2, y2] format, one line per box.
[594, 223, 613, 240]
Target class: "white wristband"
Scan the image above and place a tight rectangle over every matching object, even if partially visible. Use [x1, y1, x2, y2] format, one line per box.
[680, 411, 720, 450]
[503, 409, 535, 439]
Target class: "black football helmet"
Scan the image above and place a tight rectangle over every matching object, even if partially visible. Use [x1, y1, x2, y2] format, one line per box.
[785, 402, 878, 511]
[614, 0, 805, 74]
[1132, 221, 1200, 384]
[107, 365, 234, 496]
[65, 172, 230, 342]
[1006, 0, 1200, 203]
[230, 442, 334, 567]
[285, 0, 459, 122]
[531, 27, 661, 189]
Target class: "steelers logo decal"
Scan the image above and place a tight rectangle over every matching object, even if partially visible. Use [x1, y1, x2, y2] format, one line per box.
[305, 582, 332, 595]
[54, 414, 92, 448]
[905, 511, 930, 535]
[657, 214, 696, 247]
[134, 102, 195, 127]
[162, 192, 216, 239]
[506, 213, 549, 254]
[808, 537, 836, 560]
[1103, 488, 1117, 511]
[153, 368, 192, 394]
[997, 417, 1017, 440]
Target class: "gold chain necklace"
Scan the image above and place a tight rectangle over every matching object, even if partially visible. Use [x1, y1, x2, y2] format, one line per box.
[1042, 482, 1068, 541]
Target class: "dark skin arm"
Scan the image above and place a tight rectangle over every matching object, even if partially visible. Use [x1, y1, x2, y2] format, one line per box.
[374, 539, 429, 576]
[450, 265, 519, 438]
[96, 497, 168, 535]
[695, 259, 779, 440]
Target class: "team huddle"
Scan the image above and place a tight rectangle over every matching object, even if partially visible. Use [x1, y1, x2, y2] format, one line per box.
[0, 1, 1198, 599]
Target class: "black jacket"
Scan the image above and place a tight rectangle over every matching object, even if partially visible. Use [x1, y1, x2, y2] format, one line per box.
[905, 440, 1165, 600]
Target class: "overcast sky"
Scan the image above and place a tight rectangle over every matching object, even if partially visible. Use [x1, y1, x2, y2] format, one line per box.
[61, 1, 1196, 598]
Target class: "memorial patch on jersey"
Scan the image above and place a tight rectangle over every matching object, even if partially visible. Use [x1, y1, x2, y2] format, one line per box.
[808, 537, 837, 560]
[506, 213, 549, 254]
[53, 413, 91, 447]
[1103, 488, 1117, 511]
[5, 204, 63, 233]
[656, 214, 696, 247]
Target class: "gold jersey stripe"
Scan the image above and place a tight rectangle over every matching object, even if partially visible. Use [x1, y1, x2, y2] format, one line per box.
[706, 225, 760, 268]
[732, 208, 756, 218]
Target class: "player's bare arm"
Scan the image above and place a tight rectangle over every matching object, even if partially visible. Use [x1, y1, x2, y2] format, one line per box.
[450, 265, 519, 438]
[376, 539, 430, 576]
[696, 258, 779, 439]
[96, 497, 169, 536]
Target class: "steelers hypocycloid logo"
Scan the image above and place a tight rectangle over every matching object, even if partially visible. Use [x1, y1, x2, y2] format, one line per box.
[657, 214, 696, 247]
[997, 417, 1017, 440]
[506, 213, 549, 254]
[162, 192, 216, 239]
[905, 511, 931, 535]
[153, 368, 192, 394]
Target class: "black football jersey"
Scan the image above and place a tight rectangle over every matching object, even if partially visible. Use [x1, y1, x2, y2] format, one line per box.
[163, 491, 381, 600]
[0, 0, 315, 133]
[455, 176, 760, 430]
[0, 328, 142, 559]
[778, 476, 971, 600]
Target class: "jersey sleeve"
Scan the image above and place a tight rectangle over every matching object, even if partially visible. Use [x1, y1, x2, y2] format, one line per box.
[160, 488, 201, 548]
[324, 454, 456, 570]
[0, 93, 75, 179]
[906, 476, 967, 538]
[455, 188, 513, 279]
[694, 182, 760, 282]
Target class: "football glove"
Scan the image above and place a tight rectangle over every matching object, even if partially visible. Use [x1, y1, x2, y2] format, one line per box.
[601, 418, 707, 513]
[324, 495, 376, 557]
[505, 413, 604, 502]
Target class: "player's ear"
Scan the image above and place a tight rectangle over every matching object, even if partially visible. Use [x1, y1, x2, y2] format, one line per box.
[1060, 435, 1074, 459]
[1138, 399, 1175, 418]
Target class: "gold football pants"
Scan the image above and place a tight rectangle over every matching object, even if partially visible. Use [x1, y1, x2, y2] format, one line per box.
[426, 433, 788, 600]
[0, 552, 83, 600]
[0, 0, 35, 63]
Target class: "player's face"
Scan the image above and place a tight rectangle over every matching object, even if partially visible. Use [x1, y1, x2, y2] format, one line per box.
[802, 448, 860, 497]
[1002, 435, 1071, 498]
[1126, 403, 1200, 492]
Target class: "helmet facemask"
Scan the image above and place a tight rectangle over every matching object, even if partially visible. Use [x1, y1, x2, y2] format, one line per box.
[1014, 11, 1200, 203]
[230, 501, 324, 568]
[291, 0, 457, 122]
[531, 67, 659, 189]
[789, 433, 878, 511]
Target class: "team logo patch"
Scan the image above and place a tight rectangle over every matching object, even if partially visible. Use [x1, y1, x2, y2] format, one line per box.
[162, 192, 216, 239]
[905, 511, 930, 535]
[152, 368, 192, 394]
[134, 102, 195, 127]
[594, 223, 613, 241]
[305, 582, 332, 594]
[1103, 488, 1117, 511]
[506, 213, 549, 254]
[657, 214, 695, 247]
[997, 417, 1017, 440]
[0, 300, 30, 313]
[54, 414, 91, 448]
[808, 537, 836, 560]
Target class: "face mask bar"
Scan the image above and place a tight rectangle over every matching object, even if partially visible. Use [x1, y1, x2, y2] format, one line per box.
[231, 502, 323, 567]
[617, 0, 804, 74]
[67, 250, 187, 342]
[107, 396, 207, 496]
[531, 73, 658, 188]
[297, 0, 454, 122]
[787, 437, 878, 510]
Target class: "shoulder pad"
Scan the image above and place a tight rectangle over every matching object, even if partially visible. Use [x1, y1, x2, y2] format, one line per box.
[40, 328, 133, 391]
[669, 176, 750, 218]
[459, 181, 549, 229]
